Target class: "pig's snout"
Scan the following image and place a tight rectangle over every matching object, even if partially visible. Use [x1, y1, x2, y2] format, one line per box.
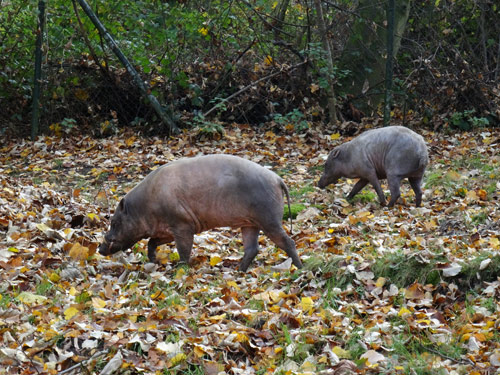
[98, 239, 113, 255]
[318, 174, 334, 189]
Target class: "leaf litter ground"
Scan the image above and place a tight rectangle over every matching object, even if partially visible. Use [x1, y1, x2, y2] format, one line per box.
[0, 125, 499, 375]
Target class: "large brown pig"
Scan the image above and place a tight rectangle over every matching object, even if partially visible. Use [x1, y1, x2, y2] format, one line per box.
[99, 154, 302, 271]
[318, 126, 428, 207]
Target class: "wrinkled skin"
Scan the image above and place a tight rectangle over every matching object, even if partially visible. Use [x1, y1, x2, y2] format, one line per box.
[318, 126, 429, 207]
[99, 154, 302, 272]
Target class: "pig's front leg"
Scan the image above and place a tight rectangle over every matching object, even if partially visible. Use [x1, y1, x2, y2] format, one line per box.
[173, 227, 195, 264]
[347, 179, 369, 200]
[147, 239, 159, 263]
[147, 234, 175, 263]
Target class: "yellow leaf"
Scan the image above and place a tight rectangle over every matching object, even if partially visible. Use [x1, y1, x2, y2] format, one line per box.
[208, 313, 226, 322]
[330, 133, 340, 140]
[198, 27, 208, 36]
[169, 252, 180, 261]
[234, 332, 248, 343]
[125, 136, 136, 147]
[375, 277, 386, 288]
[269, 305, 280, 313]
[264, 55, 273, 65]
[69, 287, 77, 296]
[8, 247, 19, 253]
[332, 346, 350, 359]
[489, 237, 499, 249]
[69, 243, 89, 261]
[175, 268, 186, 279]
[265, 130, 276, 139]
[170, 352, 187, 366]
[477, 189, 487, 201]
[64, 306, 80, 320]
[87, 213, 100, 222]
[193, 345, 205, 358]
[92, 297, 106, 309]
[301, 297, 314, 314]
[398, 307, 411, 317]
[16, 292, 48, 306]
[151, 290, 166, 301]
[210, 255, 222, 266]
[49, 272, 60, 282]
[310, 83, 319, 93]
[227, 281, 240, 290]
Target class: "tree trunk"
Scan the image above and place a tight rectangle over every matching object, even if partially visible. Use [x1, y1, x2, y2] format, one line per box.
[273, 0, 290, 40]
[383, 0, 395, 126]
[75, 0, 179, 134]
[338, 0, 410, 116]
[31, 0, 45, 140]
[314, 0, 338, 125]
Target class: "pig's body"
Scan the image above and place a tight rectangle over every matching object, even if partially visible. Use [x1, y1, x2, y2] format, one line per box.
[99, 154, 302, 271]
[318, 126, 428, 207]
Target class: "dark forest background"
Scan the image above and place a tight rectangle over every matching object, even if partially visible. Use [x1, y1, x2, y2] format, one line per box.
[1, 0, 499, 138]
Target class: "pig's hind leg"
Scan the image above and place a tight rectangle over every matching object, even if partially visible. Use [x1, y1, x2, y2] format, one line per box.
[408, 176, 423, 207]
[387, 174, 403, 207]
[263, 225, 302, 270]
[239, 226, 260, 272]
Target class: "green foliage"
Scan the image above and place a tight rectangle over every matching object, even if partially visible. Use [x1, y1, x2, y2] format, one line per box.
[188, 114, 224, 138]
[272, 109, 309, 132]
[448, 110, 490, 131]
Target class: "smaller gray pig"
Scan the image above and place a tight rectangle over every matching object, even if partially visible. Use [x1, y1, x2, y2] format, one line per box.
[99, 154, 302, 272]
[318, 126, 428, 207]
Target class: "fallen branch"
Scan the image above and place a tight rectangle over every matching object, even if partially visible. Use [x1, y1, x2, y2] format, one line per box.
[57, 349, 109, 375]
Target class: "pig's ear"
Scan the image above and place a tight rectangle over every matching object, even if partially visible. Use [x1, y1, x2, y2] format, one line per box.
[118, 198, 128, 215]
[331, 149, 341, 159]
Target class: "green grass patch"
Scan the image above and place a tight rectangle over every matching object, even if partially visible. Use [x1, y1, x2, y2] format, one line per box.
[305, 256, 356, 290]
[349, 189, 377, 204]
[290, 184, 315, 198]
[371, 250, 446, 287]
[460, 252, 500, 285]
[283, 203, 306, 220]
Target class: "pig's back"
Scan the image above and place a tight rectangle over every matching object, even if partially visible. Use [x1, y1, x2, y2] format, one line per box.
[151, 155, 285, 230]
[354, 127, 427, 177]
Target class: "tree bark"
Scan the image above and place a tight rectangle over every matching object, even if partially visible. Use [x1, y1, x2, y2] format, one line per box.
[338, 0, 410, 116]
[31, 0, 45, 140]
[383, 0, 395, 126]
[75, 0, 179, 134]
[313, 0, 338, 125]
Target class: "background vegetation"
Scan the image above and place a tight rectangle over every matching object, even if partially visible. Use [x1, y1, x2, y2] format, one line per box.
[1, 0, 498, 137]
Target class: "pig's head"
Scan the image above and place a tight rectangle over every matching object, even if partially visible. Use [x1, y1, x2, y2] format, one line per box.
[318, 148, 343, 188]
[99, 198, 140, 256]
